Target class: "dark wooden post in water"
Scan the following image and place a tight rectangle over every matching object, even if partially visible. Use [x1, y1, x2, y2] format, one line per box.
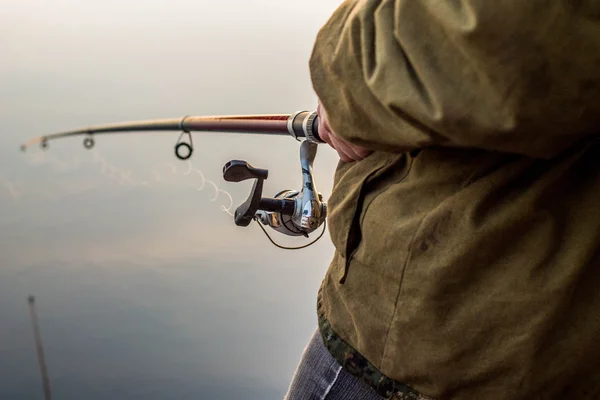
[28, 296, 52, 400]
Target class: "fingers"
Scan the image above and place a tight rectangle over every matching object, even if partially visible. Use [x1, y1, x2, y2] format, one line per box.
[327, 133, 355, 163]
[317, 101, 373, 163]
[341, 140, 372, 161]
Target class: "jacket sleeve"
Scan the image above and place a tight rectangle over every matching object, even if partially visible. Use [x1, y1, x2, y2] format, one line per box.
[309, 0, 600, 158]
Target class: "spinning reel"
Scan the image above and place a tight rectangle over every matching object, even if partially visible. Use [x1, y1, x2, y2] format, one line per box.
[223, 140, 327, 248]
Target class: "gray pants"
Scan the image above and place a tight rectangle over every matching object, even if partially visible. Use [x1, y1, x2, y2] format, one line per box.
[283, 329, 384, 400]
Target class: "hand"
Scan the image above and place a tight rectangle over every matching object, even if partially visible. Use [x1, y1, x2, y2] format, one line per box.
[317, 101, 372, 163]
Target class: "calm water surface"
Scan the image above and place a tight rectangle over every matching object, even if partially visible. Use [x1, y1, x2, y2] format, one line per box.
[0, 1, 342, 398]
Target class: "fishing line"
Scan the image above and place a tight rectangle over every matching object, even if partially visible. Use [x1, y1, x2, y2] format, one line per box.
[253, 217, 327, 250]
[27, 150, 81, 173]
[193, 168, 206, 191]
[1, 177, 21, 200]
[18, 149, 235, 215]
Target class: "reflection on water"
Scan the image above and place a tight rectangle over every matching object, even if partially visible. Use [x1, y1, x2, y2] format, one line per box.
[0, 257, 328, 399]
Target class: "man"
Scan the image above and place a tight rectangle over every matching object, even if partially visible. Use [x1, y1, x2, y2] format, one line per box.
[285, 1, 600, 399]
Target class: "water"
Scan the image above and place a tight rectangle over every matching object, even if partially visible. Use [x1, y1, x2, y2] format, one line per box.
[0, 1, 342, 398]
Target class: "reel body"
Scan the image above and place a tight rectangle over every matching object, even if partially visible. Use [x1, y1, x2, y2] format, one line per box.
[223, 140, 327, 241]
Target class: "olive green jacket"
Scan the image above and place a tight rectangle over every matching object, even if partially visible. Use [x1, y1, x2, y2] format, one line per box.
[309, 1, 600, 399]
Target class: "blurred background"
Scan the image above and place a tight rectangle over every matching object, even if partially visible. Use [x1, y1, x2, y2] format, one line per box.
[0, 1, 343, 398]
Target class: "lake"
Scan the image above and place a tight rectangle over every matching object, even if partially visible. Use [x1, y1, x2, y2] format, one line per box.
[0, 1, 342, 398]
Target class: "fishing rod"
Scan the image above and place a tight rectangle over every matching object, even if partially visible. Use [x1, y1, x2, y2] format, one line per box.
[20, 111, 329, 248]
[28, 296, 52, 400]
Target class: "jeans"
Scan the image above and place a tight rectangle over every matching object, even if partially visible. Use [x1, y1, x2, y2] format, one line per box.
[283, 329, 384, 400]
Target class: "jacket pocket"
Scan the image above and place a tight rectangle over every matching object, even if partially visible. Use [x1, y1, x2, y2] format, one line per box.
[328, 152, 411, 284]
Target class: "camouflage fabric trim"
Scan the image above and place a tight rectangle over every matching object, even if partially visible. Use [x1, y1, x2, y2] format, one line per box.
[317, 289, 435, 400]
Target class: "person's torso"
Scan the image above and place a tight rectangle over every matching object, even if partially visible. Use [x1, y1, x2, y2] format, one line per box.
[320, 139, 600, 399]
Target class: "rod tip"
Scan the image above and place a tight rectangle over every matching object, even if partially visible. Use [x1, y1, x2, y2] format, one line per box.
[28, 295, 35, 304]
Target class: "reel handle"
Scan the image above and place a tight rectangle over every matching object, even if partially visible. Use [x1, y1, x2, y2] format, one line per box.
[223, 160, 294, 227]
[223, 160, 267, 226]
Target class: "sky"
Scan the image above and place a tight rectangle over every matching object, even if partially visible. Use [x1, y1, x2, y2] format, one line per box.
[0, 1, 344, 398]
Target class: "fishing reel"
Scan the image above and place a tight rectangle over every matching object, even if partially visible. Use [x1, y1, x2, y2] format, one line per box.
[223, 140, 327, 248]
